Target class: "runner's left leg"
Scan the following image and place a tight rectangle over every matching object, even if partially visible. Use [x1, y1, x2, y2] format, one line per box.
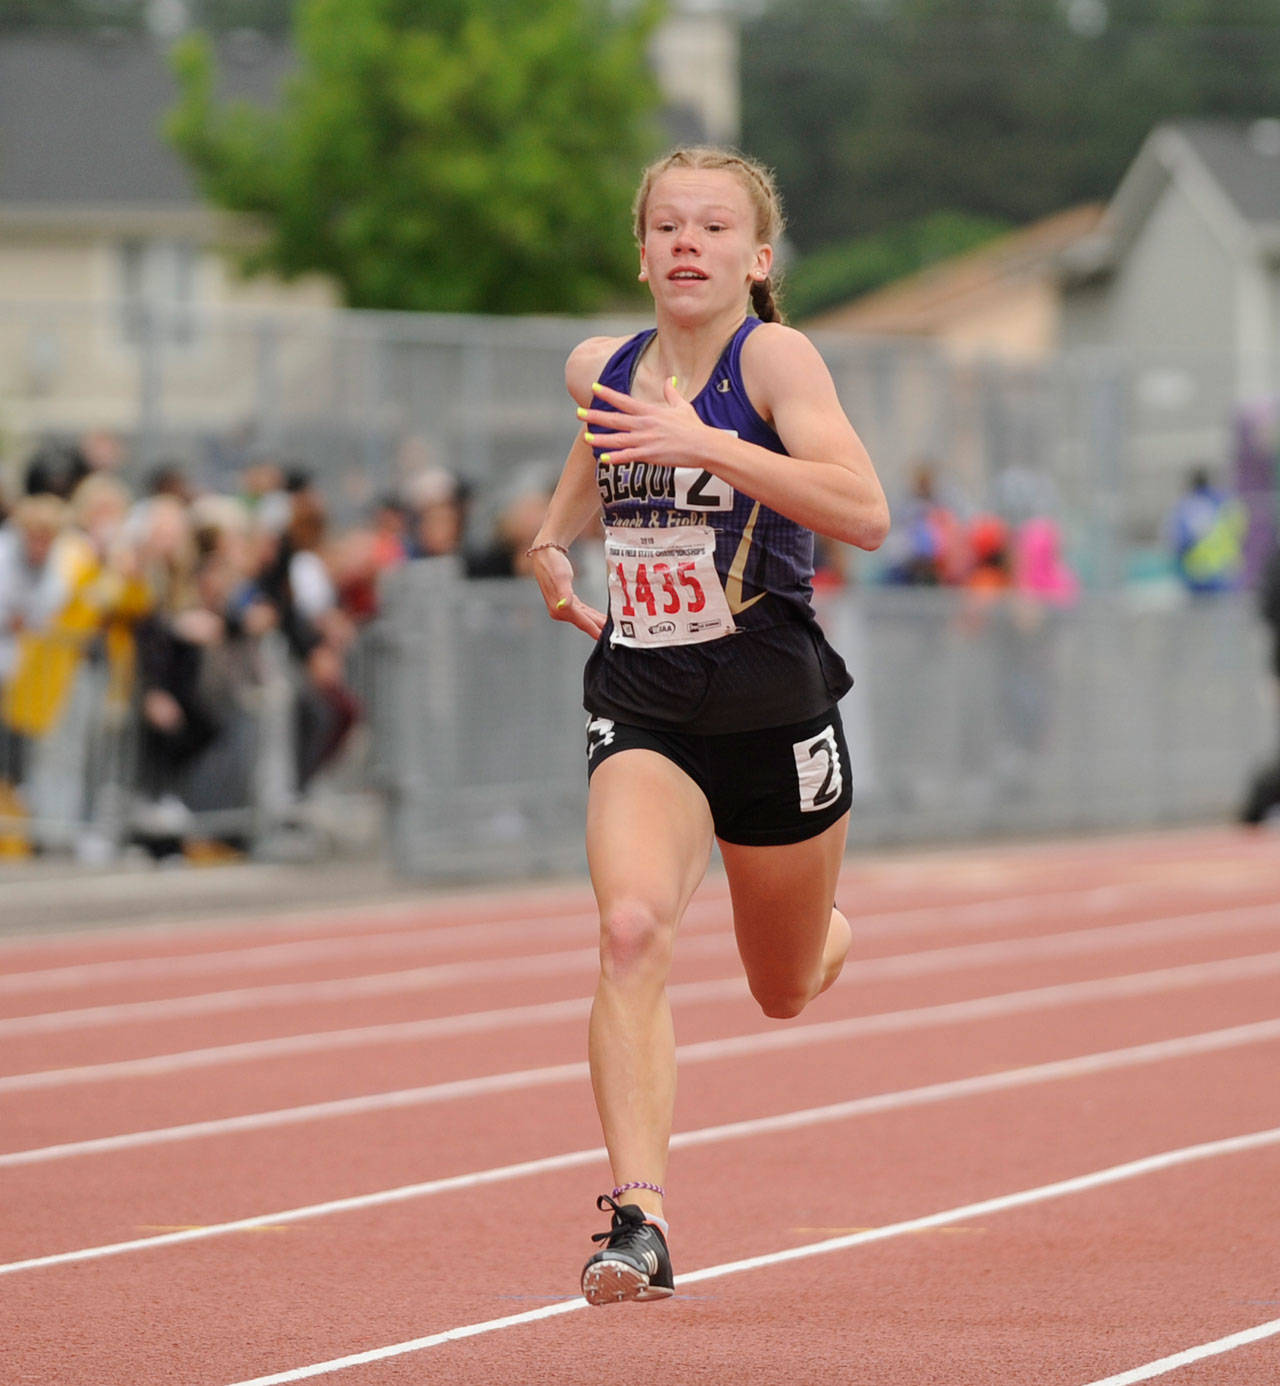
[719, 811, 851, 1020]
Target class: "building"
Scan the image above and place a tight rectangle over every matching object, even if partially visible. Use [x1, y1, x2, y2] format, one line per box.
[1060, 119, 1280, 404]
[1059, 120, 1280, 545]
[804, 204, 1104, 363]
[0, 10, 742, 487]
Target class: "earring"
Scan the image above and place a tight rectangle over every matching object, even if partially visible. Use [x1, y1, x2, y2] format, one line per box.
[638, 270, 648, 281]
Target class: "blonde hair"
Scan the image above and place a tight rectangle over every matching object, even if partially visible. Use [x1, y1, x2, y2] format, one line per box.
[11, 493, 67, 537]
[68, 472, 131, 530]
[632, 146, 787, 323]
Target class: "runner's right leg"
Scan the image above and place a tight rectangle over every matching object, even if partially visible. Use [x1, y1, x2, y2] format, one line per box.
[584, 748, 714, 1230]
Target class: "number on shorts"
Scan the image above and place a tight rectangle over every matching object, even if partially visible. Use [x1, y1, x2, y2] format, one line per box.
[793, 725, 843, 813]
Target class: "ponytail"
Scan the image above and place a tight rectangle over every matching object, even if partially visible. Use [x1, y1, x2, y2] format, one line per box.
[751, 277, 785, 325]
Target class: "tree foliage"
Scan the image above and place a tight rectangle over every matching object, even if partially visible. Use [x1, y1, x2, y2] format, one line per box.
[166, 0, 664, 313]
[743, 0, 1280, 256]
[782, 211, 1011, 321]
[0, 0, 294, 32]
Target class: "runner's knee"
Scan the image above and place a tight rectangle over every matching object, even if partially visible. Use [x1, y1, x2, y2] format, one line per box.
[598, 899, 676, 982]
[748, 971, 820, 1020]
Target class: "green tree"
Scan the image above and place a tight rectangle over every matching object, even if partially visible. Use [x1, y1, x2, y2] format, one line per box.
[783, 210, 1011, 320]
[744, 0, 1280, 256]
[166, 0, 664, 313]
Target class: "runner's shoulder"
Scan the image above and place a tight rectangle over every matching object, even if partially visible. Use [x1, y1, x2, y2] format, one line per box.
[566, 335, 630, 405]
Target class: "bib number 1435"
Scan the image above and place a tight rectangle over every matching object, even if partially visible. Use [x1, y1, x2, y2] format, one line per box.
[605, 525, 736, 647]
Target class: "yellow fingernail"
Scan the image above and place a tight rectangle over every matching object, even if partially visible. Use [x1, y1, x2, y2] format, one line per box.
[577, 406, 587, 420]
[591, 381, 603, 393]
[584, 432, 596, 444]
[600, 452, 611, 464]
[556, 597, 569, 610]
[671, 376, 678, 387]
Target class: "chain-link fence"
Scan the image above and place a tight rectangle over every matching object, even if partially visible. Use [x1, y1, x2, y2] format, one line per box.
[3, 300, 1275, 566]
[373, 569, 1276, 879]
[2, 301, 1278, 874]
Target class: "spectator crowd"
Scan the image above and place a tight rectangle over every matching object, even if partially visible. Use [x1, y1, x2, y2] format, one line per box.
[0, 430, 551, 863]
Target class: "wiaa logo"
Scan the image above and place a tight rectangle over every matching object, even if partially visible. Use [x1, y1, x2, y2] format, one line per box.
[648, 621, 676, 635]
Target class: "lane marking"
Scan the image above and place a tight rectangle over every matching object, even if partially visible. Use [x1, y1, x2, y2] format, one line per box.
[2, 897, 1276, 1092]
[5, 950, 1280, 1169]
[0, 879, 604, 948]
[3, 895, 1277, 1053]
[4, 1014, 1279, 1275]
[0, 912, 604, 994]
[4, 865, 1270, 995]
[1077, 1317, 1280, 1384]
[0, 932, 713, 1037]
[214, 1126, 1280, 1385]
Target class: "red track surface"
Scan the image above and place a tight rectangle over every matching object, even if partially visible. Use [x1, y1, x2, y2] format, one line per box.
[3, 826, 1279, 1385]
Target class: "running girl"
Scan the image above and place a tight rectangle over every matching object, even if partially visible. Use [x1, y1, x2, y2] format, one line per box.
[526, 146, 890, 1305]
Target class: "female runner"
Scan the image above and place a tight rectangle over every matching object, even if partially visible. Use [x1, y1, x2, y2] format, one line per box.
[526, 147, 890, 1306]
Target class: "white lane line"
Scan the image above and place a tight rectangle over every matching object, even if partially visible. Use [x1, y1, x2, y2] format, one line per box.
[216, 1126, 1280, 1386]
[0, 928, 719, 1035]
[4, 950, 1279, 1169]
[3, 868, 1258, 994]
[0, 879, 606, 948]
[5, 1015, 1278, 1278]
[0, 894, 718, 994]
[4, 901, 1279, 1092]
[1078, 1318, 1280, 1384]
[0, 949, 598, 1036]
[0, 912, 600, 994]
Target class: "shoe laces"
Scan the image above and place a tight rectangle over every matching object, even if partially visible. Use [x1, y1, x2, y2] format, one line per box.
[591, 1193, 654, 1248]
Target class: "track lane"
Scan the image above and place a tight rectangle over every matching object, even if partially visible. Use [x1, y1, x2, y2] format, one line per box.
[4, 827, 1278, 1384]
[7, 1078, 1277, 1384]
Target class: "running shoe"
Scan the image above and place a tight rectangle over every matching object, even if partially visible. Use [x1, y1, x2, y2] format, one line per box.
[581, 1194, 674, 1305]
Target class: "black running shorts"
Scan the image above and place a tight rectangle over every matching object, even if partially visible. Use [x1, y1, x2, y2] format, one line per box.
[584, 706, 853, 846]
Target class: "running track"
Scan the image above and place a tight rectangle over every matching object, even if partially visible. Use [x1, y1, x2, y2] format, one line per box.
[3, 826, 1278, 1385]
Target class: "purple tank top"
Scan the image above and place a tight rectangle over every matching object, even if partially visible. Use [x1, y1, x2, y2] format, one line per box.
[590, 317, 815, 627]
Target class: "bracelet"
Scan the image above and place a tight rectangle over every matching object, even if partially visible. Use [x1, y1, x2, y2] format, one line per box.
[611, 1180, 665, 1201]
[525, 541, 570, 559]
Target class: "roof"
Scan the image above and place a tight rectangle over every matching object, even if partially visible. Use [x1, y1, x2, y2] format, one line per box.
[1176, 119, 1280, 230]
[0, 33, 292, 211]
[803, 203, 1104, 338]
[1062, 118, 1280, 282]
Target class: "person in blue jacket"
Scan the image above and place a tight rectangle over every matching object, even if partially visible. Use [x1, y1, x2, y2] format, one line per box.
[526, 146, 890, 1305]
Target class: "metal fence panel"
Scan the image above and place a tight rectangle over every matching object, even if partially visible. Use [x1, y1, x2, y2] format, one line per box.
[374, 571, 1275, 878]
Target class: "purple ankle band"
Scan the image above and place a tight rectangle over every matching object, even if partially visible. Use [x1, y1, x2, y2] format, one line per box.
[611, 1180, 665, 1201]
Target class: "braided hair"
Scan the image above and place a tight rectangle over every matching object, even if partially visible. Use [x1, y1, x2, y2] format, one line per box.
[632, 146, 787, 324]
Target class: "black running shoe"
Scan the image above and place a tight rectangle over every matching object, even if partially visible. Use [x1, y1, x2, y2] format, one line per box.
[581, 1194, 674, 1305]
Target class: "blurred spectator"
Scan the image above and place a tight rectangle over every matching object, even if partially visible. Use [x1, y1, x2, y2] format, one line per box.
[144, 459, 196, 506]
[2, 475, 149, 745]
[0, 495, 68, 855]
[22, 429, 127, 500]
[23, 439, 89, 501]
[239, 457, 291, 536]
[370, 495, 411, 569]
[1167, 466, 1246, 594]
[1013, 516, 1080, 610]
[466, 486, 552, 579]
[1239, 540, 1280, 825]
[404, 467, 472, 562]
[880, 460, 966, 586]
[256, 485, 360, 795]
[129, 497, 209, 856]
[964, 514, 1013, 594]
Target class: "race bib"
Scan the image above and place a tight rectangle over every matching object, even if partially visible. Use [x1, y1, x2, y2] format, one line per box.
[605, 525, 736, 647]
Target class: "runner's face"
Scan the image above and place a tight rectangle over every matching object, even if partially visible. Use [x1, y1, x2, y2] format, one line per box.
[639, 169, 771, 317]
